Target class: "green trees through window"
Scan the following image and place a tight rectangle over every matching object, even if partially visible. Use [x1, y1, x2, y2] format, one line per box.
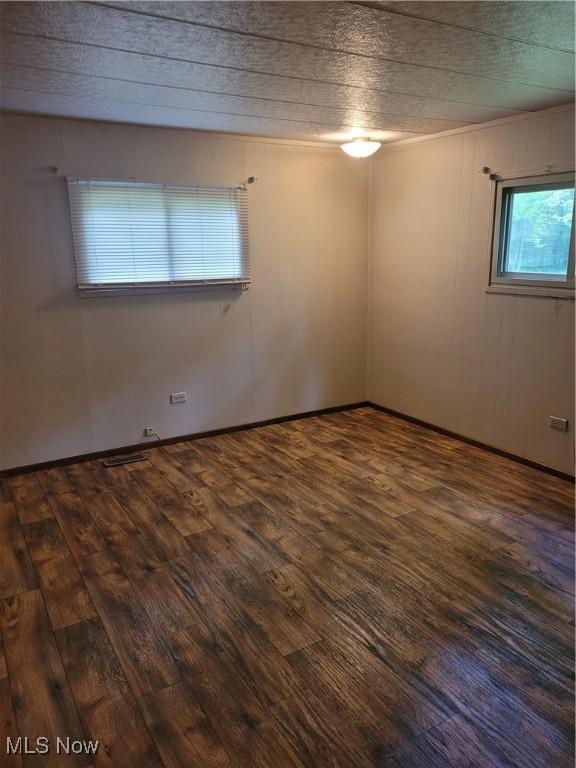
[505, 185, 574, 276]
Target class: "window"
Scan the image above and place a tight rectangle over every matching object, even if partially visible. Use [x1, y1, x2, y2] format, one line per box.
[67, 179, 250, 294]
[488, 172, 574, 297]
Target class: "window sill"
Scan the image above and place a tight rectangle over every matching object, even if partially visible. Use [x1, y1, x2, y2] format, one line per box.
[77, 281, 251, 297]
[486, 284, 574, 299]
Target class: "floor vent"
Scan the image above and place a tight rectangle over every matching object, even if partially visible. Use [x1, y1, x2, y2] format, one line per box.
[102, 453, 147, 467]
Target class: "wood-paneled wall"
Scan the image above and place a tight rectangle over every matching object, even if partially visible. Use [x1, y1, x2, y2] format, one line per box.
[368, 105, 575, 475]
[0, 115, 369, 470]
[2, 106, 573, 474]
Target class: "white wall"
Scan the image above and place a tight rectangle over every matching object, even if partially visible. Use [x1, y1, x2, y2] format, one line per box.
[368, 105, 575, 475]
[0, 115, 369, 469]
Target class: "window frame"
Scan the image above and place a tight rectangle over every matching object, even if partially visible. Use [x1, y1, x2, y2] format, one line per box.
[66, 177, 251, 297]
[487, 171, 575, 299]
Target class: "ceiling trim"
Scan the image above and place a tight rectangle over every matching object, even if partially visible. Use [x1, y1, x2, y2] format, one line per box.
[378, 102, 575, 150]
[1, 103, 573, 153]
[0, 110, 352, 150]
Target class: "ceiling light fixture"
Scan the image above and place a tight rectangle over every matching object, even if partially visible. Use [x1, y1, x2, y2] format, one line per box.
[340, 138, 381, 158]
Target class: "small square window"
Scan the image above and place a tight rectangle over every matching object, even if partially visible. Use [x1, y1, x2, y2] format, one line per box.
[488, 172, 575, 297]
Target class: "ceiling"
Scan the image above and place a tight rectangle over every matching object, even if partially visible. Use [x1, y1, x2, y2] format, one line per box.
[0, 1, 574, 145]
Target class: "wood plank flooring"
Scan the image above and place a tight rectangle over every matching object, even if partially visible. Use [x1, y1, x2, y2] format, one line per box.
[0, 407, 573, 767]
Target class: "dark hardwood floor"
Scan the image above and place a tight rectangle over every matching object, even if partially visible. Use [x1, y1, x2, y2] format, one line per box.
[0, 406, 573, 767]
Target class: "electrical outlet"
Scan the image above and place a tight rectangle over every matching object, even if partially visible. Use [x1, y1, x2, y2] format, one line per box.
[170, 392, 187, 404]
[144, 427, 156, 437]
[549, 416, 569, 432]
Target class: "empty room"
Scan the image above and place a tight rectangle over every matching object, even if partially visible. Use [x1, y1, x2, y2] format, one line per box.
[0, 1, 574, 766]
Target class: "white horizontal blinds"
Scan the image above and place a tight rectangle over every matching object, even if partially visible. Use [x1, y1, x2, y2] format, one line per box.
[66, 179, 250, 290]
[167, 186, 248, 283]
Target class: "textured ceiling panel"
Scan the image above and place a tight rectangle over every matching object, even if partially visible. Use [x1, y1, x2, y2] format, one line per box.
[1, 3, 572, 104]
[107, 1, 574, 88]
[369, 1, 576, 52]
[0, 65, 471, 134]
[0, 32, 523, 123]
[0, 87, 418, 142]
[0, 1, 573, 143]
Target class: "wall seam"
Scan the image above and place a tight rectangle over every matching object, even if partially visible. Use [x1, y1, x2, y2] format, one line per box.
[365, 155, 374, 402]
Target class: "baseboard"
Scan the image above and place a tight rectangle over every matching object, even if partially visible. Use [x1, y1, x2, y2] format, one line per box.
[0, 401, 370, 478]
[3, 399, 572, 483]
[368, 402, 575, 484]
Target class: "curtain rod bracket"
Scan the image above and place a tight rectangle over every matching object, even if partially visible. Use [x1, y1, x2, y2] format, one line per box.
[238, 176, 258, 190]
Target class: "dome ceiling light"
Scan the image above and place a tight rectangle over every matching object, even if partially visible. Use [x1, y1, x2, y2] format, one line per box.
[340, 138, 382, 158]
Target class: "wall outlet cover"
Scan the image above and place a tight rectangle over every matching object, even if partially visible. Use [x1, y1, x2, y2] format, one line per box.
[170, 392, 187, 404]
[549, 416, 569, 431]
